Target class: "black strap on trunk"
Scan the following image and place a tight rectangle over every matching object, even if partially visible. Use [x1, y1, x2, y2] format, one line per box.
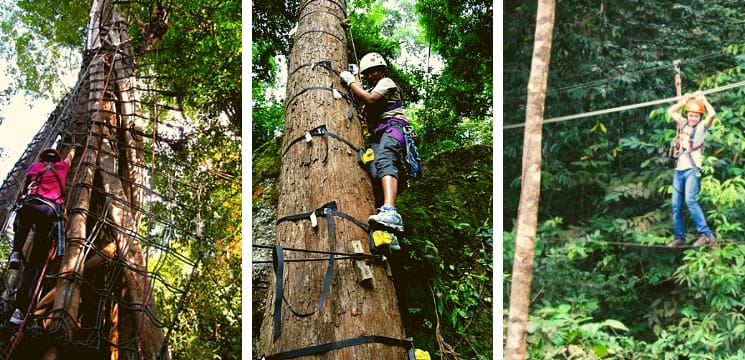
[262, 335, 415, 360]
[282, 124, 362, 160]
[272, 201, 369, 341]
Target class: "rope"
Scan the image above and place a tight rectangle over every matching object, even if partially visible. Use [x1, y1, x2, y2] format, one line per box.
[139, 56, 160, 359]
[503, 79, 745, 130]
[593, 239, 745, 248]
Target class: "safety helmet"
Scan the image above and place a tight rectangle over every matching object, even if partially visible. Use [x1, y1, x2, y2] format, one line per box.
[359, 52, 387, 74]
[40, 148, 61, 163]
[685, 99, 705, 114]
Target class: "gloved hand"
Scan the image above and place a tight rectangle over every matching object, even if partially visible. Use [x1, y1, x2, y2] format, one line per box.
[340, 71, 356, 87]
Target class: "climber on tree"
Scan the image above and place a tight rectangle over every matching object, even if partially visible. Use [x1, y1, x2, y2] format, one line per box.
[340, 52, 406, 246]
[666, 93, 717, 248]
[7, 147, 73, 325]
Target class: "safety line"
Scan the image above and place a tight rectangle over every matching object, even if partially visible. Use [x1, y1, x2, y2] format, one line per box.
[503, 79, 745, 130]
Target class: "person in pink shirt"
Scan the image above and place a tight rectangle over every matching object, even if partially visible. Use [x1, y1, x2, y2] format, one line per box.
[8, 147, 73, 325]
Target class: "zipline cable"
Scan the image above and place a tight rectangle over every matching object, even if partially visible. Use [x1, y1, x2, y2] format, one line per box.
[503, 78, 745, 130]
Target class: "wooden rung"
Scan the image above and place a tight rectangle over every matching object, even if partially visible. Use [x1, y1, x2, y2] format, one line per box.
[351, 240, 373, 287]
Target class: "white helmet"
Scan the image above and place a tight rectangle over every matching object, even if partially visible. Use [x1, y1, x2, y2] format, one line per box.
[359, 52, 387, 74]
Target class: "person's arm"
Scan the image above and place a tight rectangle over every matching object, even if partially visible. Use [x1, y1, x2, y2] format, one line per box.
[339, 71, 383, 105]
[700, 96, 717, 128]
[63, 147, 76, 166]
[348, 81, 383, 105]
[667, 94, 690, 126]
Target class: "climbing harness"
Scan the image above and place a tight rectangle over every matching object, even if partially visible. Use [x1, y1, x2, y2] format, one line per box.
[261, 334, 417, 360]
[271, 201, 370, 341]
[20, 196, 65, 257]
[282, 124, 362, 160]
[25, 163, 67, 256]
[678, 123, 704, 169]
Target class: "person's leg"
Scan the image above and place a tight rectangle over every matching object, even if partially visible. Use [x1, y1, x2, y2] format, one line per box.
[368, 131, 404, 231]
[683, 169, 714, 246]
[11, 206, 33, 253]
[381, 175, 398, 207]
[369, 142, 384, 208]
[669, 170, 686, 246]
[13, 204, 55, 320]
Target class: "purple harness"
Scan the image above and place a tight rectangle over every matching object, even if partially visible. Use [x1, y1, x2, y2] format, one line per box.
[372, 101, 407, 144]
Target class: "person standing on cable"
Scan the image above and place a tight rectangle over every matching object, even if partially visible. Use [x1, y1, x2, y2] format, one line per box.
[340, 52, 406, 243]
[666, 93, 717, 248]
[7, 147, 73, 325]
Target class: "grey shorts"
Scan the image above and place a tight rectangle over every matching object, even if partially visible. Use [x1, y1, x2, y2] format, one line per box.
[370, 128, 404, 180]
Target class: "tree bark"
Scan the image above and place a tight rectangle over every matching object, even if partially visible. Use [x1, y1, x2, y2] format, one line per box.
[505, 1, 556, 359]
[6, 1, 170, 359]
[258, 0, 408, 358]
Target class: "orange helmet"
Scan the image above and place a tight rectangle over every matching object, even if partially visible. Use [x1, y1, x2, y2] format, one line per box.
[40, 148, 61, 162]
[685, 99, 705, 114]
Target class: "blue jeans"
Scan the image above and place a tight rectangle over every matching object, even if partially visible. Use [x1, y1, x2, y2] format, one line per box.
[672, 168, 712, 239]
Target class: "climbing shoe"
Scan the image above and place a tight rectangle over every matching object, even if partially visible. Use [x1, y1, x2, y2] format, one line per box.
[8, 251, 22, 270]
[368, 207, 404, 232]
[9, 308, 23, 325]
[667, 238, 686, 248]
[371, 230, 401, 251]
[692, 234, 714, 247]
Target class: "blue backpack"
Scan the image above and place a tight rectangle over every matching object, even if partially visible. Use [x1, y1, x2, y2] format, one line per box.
[403, 126, 422, 180]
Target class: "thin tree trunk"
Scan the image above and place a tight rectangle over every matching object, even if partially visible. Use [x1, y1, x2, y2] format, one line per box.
[505, 1, 556, 359]
[259, 0, 408, 358]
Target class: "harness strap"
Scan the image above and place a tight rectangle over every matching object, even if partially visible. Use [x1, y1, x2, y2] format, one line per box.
[31, 164, 64, 202]
[272, 245, 284, 341]
[282, 124, 363, 159]
[262, 335, 415, 360]
[24, 195, 65, 256]
[385, 100, 403, 112]
[374, 118, 409, 144]
[683, 123, 704, 169]
[272, 201, 369, 341]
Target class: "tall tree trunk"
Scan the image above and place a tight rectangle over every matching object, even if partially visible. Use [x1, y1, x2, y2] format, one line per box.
[258, 1, 408, 359]
[505, 1, 556, 359]
[0, 1, 169, 359]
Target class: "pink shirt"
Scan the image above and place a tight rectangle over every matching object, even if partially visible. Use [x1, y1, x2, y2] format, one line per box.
[26, 161, 69, 204]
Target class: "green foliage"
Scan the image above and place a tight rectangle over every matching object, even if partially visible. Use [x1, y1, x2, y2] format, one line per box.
[0, 1, 86, 99]
[504, 16, 745, 354]
[523, 301, 636, 359]
[504, 0, 745, 229]
[145, 0, 242, 131]
[413, 0, 493, 159]
[396, 144, 492, 359]
[251, 0, 297, 81]
[151, 118, 242, 359]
